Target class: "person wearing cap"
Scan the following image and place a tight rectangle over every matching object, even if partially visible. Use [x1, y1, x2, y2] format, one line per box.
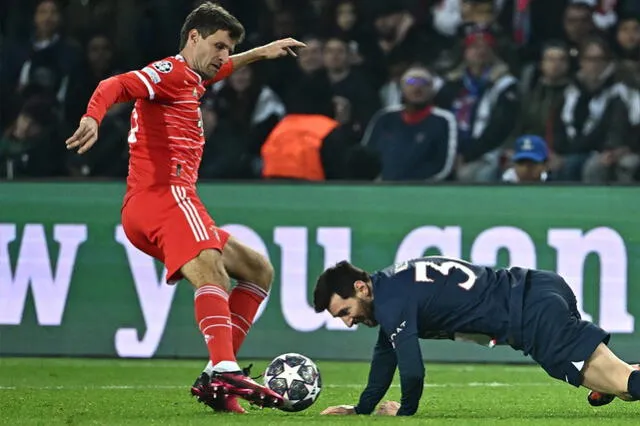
[502, 135, 549, 183]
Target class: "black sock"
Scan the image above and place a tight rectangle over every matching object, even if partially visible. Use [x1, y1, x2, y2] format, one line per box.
[627, 370, 640, 399]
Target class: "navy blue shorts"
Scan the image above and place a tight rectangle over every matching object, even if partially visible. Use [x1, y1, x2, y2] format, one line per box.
[521, 270, 610, 387]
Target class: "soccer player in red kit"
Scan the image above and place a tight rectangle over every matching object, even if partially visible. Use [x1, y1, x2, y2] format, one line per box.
[64, 2, 305, 414]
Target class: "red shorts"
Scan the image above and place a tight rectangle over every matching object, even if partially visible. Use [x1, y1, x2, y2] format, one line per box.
[121, 185, 230, 284]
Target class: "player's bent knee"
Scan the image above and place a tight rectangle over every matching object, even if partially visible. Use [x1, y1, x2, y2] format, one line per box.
[223, 237, 274, 292]
[181, 249, 230, 290]
[253, 255, 274, 292]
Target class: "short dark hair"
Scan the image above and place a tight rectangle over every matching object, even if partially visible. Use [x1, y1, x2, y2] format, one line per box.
[179, 2, 245, 50]
[313, 261, 369, 313]
[565, 2, 594, 15]
[541, 39, 569, 56]
[325, 34, 349, 46]
[580, 35, 613, 61]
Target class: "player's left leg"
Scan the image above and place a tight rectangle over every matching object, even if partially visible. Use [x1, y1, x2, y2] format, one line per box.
[196, 236, 274, 412]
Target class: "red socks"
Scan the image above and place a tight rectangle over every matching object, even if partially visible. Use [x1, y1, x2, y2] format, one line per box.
[194, 284, 236, 367]
[229, 281, 269, 353]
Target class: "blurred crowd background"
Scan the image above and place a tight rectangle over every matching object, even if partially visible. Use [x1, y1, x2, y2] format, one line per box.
[1, 0, 639, 183]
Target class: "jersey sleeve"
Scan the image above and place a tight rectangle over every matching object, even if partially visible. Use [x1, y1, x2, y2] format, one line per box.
[83, 59, 182, 125]
[136, 59, 185, 100]
[203, 59, 234, 87]
[354, 328, 397, 415]
[388, 301, 424, 416]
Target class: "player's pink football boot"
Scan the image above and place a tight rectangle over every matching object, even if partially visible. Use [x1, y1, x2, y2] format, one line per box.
[213, 371, 284, 409]
[191, 373, 249, 414]
[587, 364, 640, 407]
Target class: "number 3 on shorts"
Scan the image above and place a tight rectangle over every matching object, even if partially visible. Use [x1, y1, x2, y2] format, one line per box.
[414, 260, 477, 290]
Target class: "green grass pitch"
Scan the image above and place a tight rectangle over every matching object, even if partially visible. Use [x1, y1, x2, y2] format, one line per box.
[0, 357, 637, 425]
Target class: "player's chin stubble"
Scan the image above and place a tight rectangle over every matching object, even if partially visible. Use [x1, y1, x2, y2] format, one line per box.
[359, 300, 377, 327]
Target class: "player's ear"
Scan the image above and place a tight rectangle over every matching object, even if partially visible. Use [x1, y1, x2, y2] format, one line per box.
[189, 29, 200, 45]
[354, 280, 367, 296]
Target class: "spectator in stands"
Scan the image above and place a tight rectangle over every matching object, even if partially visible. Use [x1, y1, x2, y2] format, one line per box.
[1, 0, 81, 133]
[437, 29, 519, 182]
[554, 35, 640, 182]
[203, 64, 286, 179]
[430, 1, 519, 75]
[502, 135, 550, 183]
[15, 0, 81, 105]
[297, 34, 325, 76]
[562, 2, 597, 73]
[325, 0, 368, 50]
[0, 95, 66, 179]
[284, 35, 330, 115]
[65, 33, 124, 124]
[259, 11, 311, 99]
[63, 32, 130, 178]
[323, 35, 379, 134]
[614, 15, 640, 88]
[512, 41, 570, 151]
[358, 1, 433, 89]
[362, 65, 458, 181]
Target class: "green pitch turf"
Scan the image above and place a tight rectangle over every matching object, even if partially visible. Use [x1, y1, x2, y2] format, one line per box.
[0, 358, 637, 425]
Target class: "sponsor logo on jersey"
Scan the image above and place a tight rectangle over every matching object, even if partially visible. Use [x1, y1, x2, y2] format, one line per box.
[152, 60, 173, 73]
[142, 67, 161, 84]
[389, 321, 407, 348]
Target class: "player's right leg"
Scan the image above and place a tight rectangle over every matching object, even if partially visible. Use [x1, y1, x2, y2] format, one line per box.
[200, 236, 274, 373]
[581, 346, 639, 405]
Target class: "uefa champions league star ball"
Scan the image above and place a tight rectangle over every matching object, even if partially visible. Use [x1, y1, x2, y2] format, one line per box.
[263, 353, 322, 412]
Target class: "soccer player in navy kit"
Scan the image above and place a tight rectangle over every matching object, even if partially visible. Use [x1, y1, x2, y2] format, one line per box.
[313, 257, 640, 416]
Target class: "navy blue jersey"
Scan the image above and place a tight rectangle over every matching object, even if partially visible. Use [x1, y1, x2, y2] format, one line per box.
[355, 256, 528, 416]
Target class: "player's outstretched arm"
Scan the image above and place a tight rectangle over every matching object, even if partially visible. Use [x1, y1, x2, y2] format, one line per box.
[65, 69, 165, 154]
[391, 316, 425, 416]
[320, 329, 397, 416]
[230, 38, 306, 69]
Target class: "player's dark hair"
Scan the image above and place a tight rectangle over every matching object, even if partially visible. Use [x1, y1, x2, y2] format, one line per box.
[313, 261, 370, 313]
[179, 2, 245, 50]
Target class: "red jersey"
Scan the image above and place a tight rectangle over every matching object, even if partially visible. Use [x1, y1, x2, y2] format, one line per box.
[84, 55, 233, 199]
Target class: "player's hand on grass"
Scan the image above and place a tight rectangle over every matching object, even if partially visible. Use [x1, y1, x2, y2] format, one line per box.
[320, 404, 356, 415]
[375, 401, 400, 416]
[66, 116, 99, 154]
[260, 38, 307, 59]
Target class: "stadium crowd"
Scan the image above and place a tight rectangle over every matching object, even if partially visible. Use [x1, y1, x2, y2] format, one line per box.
[1, 0, 639, 183]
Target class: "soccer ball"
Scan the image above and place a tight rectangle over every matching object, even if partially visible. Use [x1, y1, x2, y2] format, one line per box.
[263, 353, 322, 412]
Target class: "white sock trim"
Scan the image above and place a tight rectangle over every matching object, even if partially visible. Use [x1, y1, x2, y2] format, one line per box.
[213, 361, 241, 373]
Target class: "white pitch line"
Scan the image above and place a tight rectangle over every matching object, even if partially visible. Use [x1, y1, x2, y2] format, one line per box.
[0, 382, 551, 391]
